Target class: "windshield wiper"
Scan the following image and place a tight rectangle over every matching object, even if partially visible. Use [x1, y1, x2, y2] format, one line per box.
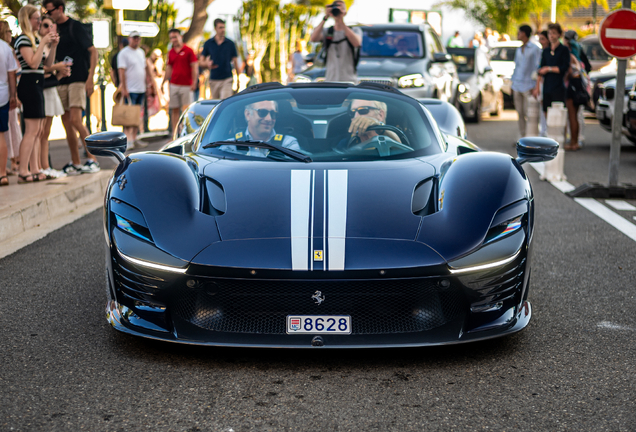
[203, 140, 312, 163]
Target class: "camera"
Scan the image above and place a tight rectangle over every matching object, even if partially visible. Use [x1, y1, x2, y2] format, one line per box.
[327, 2, 341, 17]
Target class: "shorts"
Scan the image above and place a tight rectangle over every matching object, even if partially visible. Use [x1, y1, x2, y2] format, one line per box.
[0, 101, 9, 132]
[209, 77, 234, 100]
[18, 73, 45, 119]
[57, 82, 86, 111]
[542, 87, 566, 112]
[169, 84, 192, 109]
[126, 92, 145, 106]
[44, 87, 65, 117]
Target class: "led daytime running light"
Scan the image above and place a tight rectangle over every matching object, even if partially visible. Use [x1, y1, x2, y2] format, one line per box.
[118, 251, 188, 274]
[448, 250, 520, 274]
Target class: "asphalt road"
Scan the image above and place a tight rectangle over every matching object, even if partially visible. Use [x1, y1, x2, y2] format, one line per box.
[1, 112, 635, 431]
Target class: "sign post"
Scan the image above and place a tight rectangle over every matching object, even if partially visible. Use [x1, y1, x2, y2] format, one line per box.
[599, 5, 636, 187]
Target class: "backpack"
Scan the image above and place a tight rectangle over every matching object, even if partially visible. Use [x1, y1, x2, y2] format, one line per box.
[318, 26, 360, 71]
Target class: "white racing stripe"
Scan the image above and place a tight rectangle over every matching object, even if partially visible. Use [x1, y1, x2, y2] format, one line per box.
[328, 170, 348, 271]
[291, 170, 312, 271]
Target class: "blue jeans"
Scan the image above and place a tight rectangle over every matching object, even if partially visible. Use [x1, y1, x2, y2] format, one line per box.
[126, 92, 145, 106]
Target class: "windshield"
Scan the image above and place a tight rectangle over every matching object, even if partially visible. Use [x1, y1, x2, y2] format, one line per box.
[581, 41, 612, 62]
[197, 87, 442, 162]
[450, 53, 475, 73]
[489, 46, 517, 61]
[360, 29, 424, 58]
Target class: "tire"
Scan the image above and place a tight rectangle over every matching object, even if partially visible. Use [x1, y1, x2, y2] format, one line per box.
[490, 91, 504, 116]
[469, 95, 481, 123]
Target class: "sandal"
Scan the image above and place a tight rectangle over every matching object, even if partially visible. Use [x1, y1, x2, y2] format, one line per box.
[32, 172, 47, 182]
[0, 175, 8, 186]
[17, 174, 35, 184]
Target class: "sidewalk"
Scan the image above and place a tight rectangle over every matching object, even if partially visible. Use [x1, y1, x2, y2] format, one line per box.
[0, 133, 170, 259]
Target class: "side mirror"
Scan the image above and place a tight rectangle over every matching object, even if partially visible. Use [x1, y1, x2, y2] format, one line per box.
[433, 53, 452, 63]
[516, 137, 559, 165]
[86, 132, 127, 163]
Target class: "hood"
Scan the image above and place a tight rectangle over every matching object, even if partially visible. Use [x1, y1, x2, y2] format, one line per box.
[357, 57, 427, 78]
[194, 159, 441, 270]
[203, 159, 435, 243]
[490, 61, 515, 78]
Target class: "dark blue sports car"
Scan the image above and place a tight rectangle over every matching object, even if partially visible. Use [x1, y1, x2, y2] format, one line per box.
[87, 82, 557, 348]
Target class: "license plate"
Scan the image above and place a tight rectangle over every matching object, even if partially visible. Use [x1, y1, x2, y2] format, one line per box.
[286, 315, 351, 334]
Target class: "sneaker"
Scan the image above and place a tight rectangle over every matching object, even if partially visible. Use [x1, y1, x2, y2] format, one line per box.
[47, 168, 67, 178]
[62, 162, 83, 176]
[81, 160, 101, 174]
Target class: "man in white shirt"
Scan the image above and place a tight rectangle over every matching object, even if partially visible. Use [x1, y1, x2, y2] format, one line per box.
[118, 31, 154, 149]
[0, 39, 18, 185]
[511, 24, 541, 139]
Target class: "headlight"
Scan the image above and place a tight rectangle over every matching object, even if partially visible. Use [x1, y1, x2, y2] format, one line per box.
[448, 201, 528, 274]
[458, 83, 470, 93]
[293, 74, 312, 83]
[115, 214, 153, 243]
[398, 73, 426, 88]
[111, 198, 153, 243]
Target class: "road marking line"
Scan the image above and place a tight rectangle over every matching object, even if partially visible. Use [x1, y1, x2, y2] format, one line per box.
[528, 163, 636, 243]
[574, 198, 636, 242]
[605, 199, 636, 211]
[597, 321, 636, 331]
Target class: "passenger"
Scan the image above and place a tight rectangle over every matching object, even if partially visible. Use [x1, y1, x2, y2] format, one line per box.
[336, 99, 400, 151]
[221, 100, 300, 158]
[394, 39, 414, 57]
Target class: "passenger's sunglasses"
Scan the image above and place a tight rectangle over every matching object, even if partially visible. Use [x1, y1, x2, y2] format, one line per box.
[249, 108, 277, 119]
[349, 106, 380, 118]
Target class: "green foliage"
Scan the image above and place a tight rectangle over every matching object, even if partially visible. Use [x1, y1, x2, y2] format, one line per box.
[236, 0, 319, 83]
[437, 0, 607, 34]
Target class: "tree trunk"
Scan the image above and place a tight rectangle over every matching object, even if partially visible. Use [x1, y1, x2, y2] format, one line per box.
[183, 0, 214, 50]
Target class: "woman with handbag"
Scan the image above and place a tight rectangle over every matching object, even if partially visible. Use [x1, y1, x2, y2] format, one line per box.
[563, 33, 588, 151]
[15, 5, 59, 183]
[38, 15, 70, 179]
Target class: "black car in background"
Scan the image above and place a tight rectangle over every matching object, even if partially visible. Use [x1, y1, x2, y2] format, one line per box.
[625, 83, 636, 145]
[447, 47, 503, 122]
[295, 24, 459, 103]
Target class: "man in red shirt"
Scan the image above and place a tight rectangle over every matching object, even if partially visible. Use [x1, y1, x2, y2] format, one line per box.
[163, 28, 198, 132]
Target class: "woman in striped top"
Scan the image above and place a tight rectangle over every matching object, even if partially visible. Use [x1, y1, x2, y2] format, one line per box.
[15, 4, 59, 183]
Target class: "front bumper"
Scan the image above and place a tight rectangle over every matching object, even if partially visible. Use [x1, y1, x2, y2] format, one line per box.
[105, 243, 533, 348]
[596, 101, 612, 130]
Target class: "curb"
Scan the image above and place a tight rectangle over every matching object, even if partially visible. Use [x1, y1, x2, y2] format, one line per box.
[0, 170, 112, 257]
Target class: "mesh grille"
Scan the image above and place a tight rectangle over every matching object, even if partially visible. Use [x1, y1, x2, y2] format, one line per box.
[358, 77, 395, 87]
[172, 278, 464, 335]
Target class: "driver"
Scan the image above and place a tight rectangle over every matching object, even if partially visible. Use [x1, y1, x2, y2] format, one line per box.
[394, 39, 414, 57]
[221, 100, 301, 157]
[336, 99, 401, 151]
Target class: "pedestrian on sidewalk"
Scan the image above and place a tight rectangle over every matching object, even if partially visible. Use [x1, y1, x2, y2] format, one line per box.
[0, 20, 21, 178]
[533, 23, 570, 115]
[201, 19, 240, 100]
[117, 30, 154, 150]
[163, 28, 198, 133]
[15, 5, 59, 184]
[109, 36, 128, 87]
[511, 24, 541, 140]
[43, 0, 100, 175]
[0, 27, 18, 187]
[39, 15, 69, 179]
[537, 30, 549, 137]
[310, 1, 362, 83]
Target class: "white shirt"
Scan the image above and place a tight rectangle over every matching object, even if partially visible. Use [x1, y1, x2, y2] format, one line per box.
[0, 40, 18, 106]
[118, 46, 147, 93]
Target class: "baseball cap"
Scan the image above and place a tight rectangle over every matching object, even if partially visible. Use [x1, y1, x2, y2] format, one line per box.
[129, 30, 141, 38]
[564, 30, 578, 41]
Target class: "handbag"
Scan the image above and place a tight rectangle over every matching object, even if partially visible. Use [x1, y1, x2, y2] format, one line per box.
[567, 77, 590, 108]
[111, 99, 141, 127]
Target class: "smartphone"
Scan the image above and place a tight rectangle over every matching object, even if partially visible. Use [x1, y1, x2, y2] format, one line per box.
[63, 56, 73, 65]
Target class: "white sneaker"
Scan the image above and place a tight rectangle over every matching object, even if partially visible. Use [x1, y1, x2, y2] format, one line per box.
[62, 162, 83, 176]
[42, 168, 67, 179]
[81, 160, 101, 174]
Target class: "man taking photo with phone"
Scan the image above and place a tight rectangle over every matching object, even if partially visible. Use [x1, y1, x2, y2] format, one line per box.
[310, 1, 362, 83]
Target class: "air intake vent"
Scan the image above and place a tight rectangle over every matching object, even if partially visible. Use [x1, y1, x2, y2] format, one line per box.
[202, 178, 226, 216]
[412, 178, 435, 216]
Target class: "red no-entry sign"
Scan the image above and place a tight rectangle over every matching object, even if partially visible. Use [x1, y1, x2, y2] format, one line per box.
[599, 9, 636, 59]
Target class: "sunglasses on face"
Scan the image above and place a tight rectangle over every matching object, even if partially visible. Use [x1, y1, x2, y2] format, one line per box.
[250, 108, 277, 119]
[42, 23, 50, 28]
[349, 106, 380, 118]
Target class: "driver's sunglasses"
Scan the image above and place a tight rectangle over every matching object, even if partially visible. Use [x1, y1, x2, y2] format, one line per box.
[349, 106, 380, 118]
[250, 108, 277, 119]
